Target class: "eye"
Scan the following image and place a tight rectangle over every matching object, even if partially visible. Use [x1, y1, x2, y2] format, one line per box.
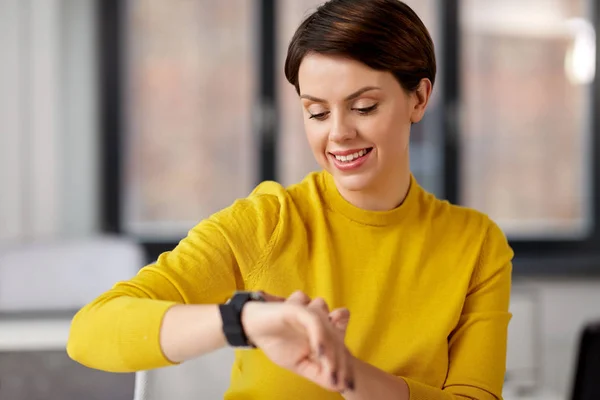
[308, 111, 329, 120]
[353, 104, 378, 115]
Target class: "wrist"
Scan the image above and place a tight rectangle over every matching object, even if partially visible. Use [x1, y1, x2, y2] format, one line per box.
[220, 291, 265, 348]
[342, 356, 410, 400]
[240, 301, 262, 345]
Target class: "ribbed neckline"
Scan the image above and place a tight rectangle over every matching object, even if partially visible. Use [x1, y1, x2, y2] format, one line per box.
[321, 170, 420, 227]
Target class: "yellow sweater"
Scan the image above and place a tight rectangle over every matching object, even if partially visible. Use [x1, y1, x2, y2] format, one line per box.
[68, 171, 513, 400]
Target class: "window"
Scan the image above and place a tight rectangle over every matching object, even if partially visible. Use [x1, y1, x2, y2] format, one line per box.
[122, 0, 257, 240]
[460, 0, 595, 239]
[103, 0, 600, 272]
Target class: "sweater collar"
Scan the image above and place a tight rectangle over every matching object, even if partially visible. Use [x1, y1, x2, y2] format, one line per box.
[321, 170, 421, 227]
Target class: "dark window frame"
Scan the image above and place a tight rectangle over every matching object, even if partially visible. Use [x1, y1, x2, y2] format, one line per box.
[441, 0, 600, 275]
[99, 0, 600, 275]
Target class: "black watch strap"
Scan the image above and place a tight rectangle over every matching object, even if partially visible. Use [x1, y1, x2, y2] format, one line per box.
[219, 291, 265, 348]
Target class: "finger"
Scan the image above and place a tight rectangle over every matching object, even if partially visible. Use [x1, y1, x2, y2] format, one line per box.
[328, 329, 346, 391]
[308, 297, 330, 316]
[329, 308, 350, 331]
[338, 348, 355, 392]
[258, 291, 285, 302]
[294, 307, 337, 380]
[286, 290, 311, 305]
[322, 319, 352, 392]
[293, 307, 327, 355]
[324, 337, 340, 391]
[326, 321, 354, 392]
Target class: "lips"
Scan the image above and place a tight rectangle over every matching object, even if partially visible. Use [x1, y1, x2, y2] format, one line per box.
[331, 148, 370, 162]
[329, 148, 373, 171]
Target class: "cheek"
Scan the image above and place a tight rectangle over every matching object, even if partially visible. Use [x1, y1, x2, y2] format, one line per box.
[359, 117, 397, 145]
[365, 110, 410, 146]
[304, 125, 331, 169]
[304, 123, 328, 150]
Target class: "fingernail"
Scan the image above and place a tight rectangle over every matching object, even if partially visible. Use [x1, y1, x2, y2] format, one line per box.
[331, 372, 338, 386]
[346, 379, 355, 391]
[318, 344, 325, 357]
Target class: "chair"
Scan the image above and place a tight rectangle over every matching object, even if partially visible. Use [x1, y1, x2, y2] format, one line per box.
[570, 320, 600, 400]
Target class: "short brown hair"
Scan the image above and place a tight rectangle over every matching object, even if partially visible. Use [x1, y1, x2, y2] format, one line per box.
[284, 0, 436, 95]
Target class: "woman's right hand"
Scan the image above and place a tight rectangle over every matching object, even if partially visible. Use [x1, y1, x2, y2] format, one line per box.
[241, 291, 354, 393]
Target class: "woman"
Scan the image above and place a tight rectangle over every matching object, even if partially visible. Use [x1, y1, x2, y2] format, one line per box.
[68, 0, 513, 399]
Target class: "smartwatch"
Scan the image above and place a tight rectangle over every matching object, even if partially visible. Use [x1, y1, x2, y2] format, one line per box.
[219, 291, 265, 348]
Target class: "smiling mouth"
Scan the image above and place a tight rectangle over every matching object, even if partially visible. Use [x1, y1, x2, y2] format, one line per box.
[330, 148, 373, 163]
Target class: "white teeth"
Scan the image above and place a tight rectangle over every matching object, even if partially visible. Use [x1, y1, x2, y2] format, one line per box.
[334, 148, 369, 162]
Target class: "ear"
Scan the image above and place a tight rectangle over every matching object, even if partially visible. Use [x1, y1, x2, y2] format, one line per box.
[409, 78, 433, 124]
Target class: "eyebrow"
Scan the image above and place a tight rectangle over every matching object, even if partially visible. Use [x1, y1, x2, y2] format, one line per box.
[300, 86, 381, 103]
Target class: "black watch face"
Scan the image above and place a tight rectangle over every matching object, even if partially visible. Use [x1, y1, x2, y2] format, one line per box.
[228, 291, 264, 303]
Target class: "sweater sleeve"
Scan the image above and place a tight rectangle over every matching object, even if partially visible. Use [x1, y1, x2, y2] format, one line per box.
[67, 192, 282, 373]
[405, 220, 513, 400]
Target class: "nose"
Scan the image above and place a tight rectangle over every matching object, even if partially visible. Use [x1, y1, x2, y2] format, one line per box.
[329, 113, 357, 143]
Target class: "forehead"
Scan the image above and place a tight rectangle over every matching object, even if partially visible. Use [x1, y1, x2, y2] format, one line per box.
[298, 53, 393, 97]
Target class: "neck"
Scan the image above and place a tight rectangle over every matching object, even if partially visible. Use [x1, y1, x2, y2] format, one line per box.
[336, 159, 411, 212]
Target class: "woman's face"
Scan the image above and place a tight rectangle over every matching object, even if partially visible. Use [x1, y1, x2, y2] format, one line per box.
[297, 53, 430, 198]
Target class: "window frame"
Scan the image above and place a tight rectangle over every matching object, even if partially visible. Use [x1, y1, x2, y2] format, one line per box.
[441, 0, 600, 275]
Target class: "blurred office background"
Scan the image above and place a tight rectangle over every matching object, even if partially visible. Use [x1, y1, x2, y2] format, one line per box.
[1, 0, 599, 399]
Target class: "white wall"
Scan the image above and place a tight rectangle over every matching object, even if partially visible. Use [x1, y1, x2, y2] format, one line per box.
[0, 0, 99, 244]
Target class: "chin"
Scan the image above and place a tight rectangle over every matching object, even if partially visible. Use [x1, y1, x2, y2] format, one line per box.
[331, 171, 375, 193]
